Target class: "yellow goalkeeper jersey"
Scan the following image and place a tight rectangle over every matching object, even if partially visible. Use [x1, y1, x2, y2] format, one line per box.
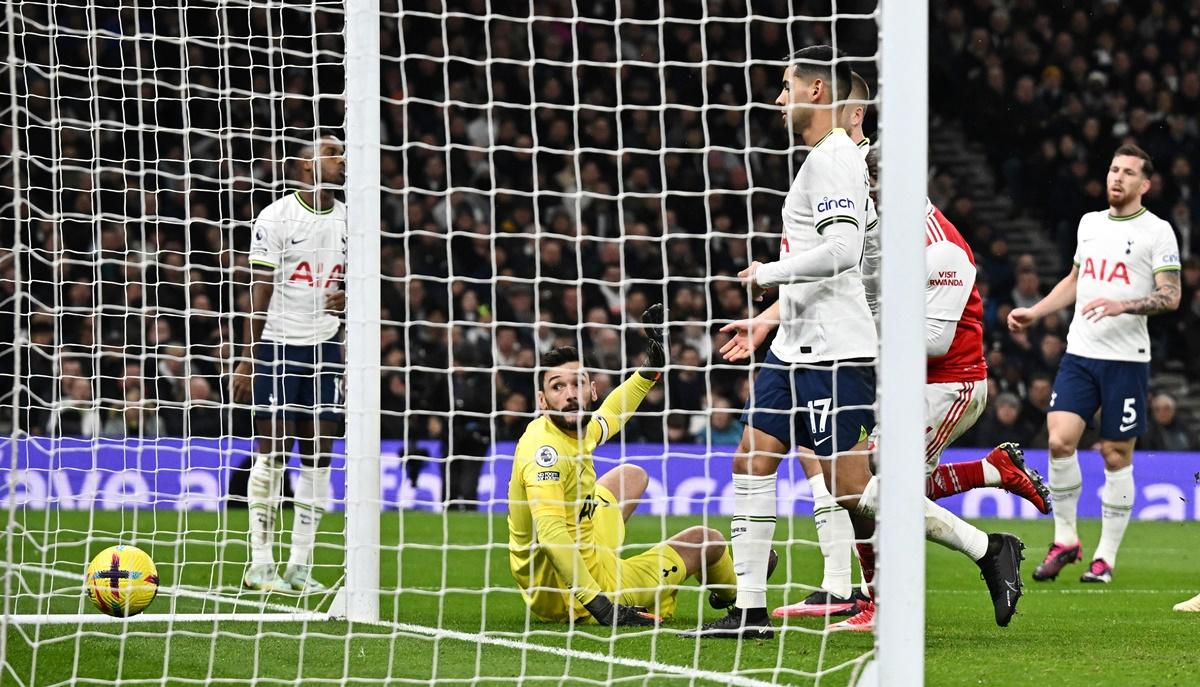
[507, 372, 656, 621]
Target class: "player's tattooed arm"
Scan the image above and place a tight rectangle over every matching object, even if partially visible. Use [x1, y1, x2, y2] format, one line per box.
[1120, 270, 1181, 315]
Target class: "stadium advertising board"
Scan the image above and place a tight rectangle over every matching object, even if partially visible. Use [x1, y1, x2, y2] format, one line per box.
[4, 438, 1199, 520]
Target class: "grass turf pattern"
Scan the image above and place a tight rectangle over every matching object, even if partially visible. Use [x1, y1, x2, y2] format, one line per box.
[2, 510, 1198, 686]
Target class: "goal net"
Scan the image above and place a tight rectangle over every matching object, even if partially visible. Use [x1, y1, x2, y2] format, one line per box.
[1, 0, 928, 685]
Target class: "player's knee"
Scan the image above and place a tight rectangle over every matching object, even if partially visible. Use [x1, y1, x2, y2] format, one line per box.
[613, 464, 648, 494]
[1048, 433, 1077, 458]
[1100, 442, 1133, 469]
[701, 528, 727, 565]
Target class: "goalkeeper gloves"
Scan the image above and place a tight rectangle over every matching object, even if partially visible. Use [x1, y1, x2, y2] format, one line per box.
[584, 594, 659, 627]
[639, 303, 667, 381]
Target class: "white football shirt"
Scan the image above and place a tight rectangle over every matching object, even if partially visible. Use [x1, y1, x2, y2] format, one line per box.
[768, 129, 877, 363]
[248, 192, 347, 345]
[857, 137, 882, 315]
[1068, 207, 1181, 362]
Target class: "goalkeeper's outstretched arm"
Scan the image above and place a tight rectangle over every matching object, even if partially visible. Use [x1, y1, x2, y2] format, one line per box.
[589, 304, 668, 446]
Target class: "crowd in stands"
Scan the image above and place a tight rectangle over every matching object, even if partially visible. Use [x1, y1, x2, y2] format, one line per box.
[0, 0, 1196, 454]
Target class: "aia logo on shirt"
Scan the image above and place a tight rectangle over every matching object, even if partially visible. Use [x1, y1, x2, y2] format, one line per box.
[1079, 257, 1130, 285]
[288, 262, 344, 287]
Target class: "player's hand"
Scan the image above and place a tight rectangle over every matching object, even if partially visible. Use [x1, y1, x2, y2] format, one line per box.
[719, 317, 773, 362]
[584, 595, 659, 627]
[738, 262, 767, 301]
[1007, 307, 1037, 332]
[324, 289, 346, 314]
[639, 303, 667, 378]
[1080, 297, 1124, 323]
[231, 360, 254, 403]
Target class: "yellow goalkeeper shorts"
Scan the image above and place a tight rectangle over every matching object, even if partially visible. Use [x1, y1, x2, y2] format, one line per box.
[591, 485, 688, 620]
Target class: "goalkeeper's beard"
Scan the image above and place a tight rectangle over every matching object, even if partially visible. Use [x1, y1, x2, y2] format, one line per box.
[548, 402, 592, 435]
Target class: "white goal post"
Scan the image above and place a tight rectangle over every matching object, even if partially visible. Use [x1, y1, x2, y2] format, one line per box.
[874, 0, 929, 684]
[0, 1, 932, 684]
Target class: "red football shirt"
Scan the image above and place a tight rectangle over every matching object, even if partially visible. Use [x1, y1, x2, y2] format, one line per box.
[924, 202, 987, 383]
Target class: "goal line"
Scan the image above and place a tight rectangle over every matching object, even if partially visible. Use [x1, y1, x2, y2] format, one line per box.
[4, 563, 861, 686]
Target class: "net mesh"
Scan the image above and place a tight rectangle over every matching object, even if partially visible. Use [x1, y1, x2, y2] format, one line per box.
[0, 0, 885, 685]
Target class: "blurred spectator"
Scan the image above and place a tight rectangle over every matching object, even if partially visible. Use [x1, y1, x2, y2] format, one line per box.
[4, 0, 1198, 458]
[101, 387, 163, 438]
[1019, 373, 1054, 448]
[495, 392, 532, 442]
[47, 377, 100, 438]
[969, 393, 1036, 448]
[702, 395, 744, 445]
[1141, 393, 1198, 451]
[1011, 269, 1042, 309]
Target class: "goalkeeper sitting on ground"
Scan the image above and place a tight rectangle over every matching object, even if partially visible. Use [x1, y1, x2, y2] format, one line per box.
[508, 306, 758, 626]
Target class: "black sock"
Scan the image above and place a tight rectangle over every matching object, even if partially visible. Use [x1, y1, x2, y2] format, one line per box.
[983, 533, 1002, 559]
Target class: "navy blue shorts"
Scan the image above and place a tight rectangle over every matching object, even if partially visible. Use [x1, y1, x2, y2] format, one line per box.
[740, 351, 876, 457]
[252, 340, 344, 421]
[1050, 352, 1148, 440]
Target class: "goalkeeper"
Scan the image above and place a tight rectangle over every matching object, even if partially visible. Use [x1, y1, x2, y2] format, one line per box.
[507, 306, 753, 625]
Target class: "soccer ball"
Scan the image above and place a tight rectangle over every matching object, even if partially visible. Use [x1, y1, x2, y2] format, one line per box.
[85, 545, 159, 617]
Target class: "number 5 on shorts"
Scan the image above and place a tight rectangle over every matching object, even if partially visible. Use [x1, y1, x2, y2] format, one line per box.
[1120, 397, 1137, 432]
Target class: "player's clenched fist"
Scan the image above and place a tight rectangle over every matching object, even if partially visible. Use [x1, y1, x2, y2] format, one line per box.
[1007, 307, 1036, 332]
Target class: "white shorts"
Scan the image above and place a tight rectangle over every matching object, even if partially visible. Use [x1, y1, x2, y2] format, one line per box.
[923, 380, 987, 473]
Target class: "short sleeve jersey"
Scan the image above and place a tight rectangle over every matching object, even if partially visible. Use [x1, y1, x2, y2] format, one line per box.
[248, 192, 346, 345]
[924, 201, 986, 382]
[1068, 207, 1181, 362]
[770, 129, 877, 364]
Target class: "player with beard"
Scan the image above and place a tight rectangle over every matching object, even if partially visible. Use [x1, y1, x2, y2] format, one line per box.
[1010, 144, 1181, 584]
[506, 306, 760, 625]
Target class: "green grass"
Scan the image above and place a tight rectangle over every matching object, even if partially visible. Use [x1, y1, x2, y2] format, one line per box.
[2, 509, 1199, 686]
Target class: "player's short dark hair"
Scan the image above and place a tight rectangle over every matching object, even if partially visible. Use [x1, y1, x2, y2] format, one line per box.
[789, 45, 852, 102]
[1113, 144, 1154, 178]
[538, 346, 591, 390]
[849, 71, 871, 102]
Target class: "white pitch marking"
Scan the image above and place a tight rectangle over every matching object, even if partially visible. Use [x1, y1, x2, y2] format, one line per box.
[9, 564, 804, 686]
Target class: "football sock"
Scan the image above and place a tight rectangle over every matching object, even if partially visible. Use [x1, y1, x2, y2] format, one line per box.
[980, 451, 1003, 486]
[851, 475, 879, 520]
[855, 542, 876, 598]
[924, 498, 989, 561]
[248, 453, 285, 568]
[731, 473, 777, 612]
[1093, 465, 1134, 566]
[810, 474, 853, 599]
[288, 463, 331, 569]
[925, 447, 1006, 499]
[1049, 452, 1082, 545]
[705, 547, 738, 606]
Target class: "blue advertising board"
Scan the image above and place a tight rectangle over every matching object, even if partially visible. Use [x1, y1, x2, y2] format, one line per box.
[2, 438, 1198, 521]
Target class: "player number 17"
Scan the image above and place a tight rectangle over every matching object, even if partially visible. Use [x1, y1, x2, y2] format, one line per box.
[807, 397, 832, 435]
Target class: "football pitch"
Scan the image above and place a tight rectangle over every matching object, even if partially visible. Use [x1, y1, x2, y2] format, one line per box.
[2, 510, 1198, 686]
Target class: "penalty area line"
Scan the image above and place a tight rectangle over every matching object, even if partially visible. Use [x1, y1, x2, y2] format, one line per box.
[390, 621, 785, 687]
